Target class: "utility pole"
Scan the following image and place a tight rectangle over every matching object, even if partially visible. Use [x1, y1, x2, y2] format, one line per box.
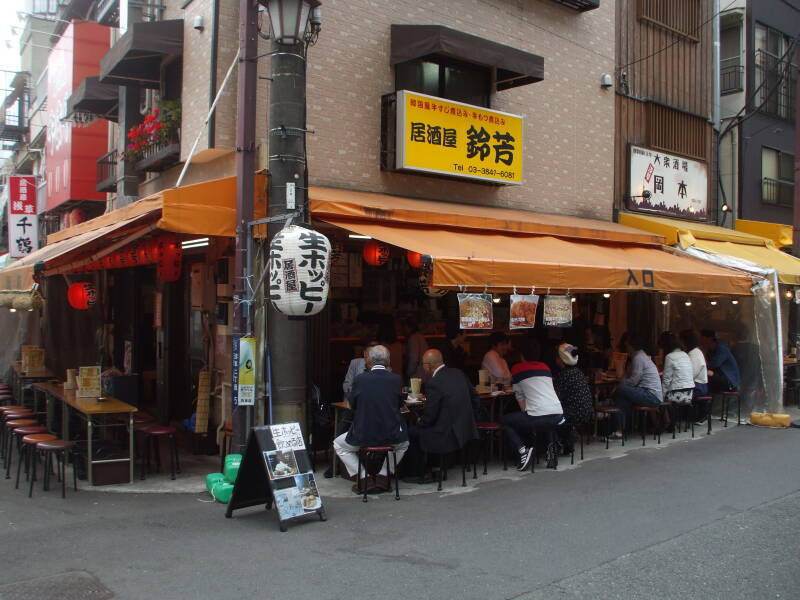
[266, 36, 309, 427]
[232, 0, 258, 451]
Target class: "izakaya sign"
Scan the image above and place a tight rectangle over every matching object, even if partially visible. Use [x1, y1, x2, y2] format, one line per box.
[629, 145, 708, 220]
[7, 176, 39, 258]
[396, 90, 523, 185]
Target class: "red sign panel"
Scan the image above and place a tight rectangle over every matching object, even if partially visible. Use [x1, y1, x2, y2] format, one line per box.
[46, 22, 111, 211]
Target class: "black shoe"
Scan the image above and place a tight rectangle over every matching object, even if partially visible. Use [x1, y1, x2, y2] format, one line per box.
[323, 466, 333, 479]
[517, 447, 534, 471]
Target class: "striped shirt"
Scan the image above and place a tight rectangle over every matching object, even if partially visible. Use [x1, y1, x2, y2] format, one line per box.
[511, 361, 564, 417]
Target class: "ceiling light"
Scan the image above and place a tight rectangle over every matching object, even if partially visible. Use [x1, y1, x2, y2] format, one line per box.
[603, 293, 611, 299]
[9, 308, 16, 312]
[685, 300, 692, 307]
[348, 234, 371, 240]
[786, 290, 793, 299]
[732, 299, 739, 305]
[492, 296, 501, 304]
[769, 290, 776, 299]
[710, 300, 717, 306]
[181, 238, 210, 249]
[571, 297, 576, 303]
[661, 297, 669, 305]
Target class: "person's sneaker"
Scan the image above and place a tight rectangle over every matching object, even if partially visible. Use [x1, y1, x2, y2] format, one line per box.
[607, 432, 624, 440]
[517, 447, 534, 471]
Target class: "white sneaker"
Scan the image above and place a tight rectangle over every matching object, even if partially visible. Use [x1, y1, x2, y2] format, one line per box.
[517, 447, 534, 471]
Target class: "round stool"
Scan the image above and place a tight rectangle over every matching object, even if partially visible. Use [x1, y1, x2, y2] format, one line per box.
[632, 406, 661, 446]
[356, 445, 400, 502]
[3, 418, 36, 473]
[475, 422, 506, 475]
[0, 406, 27, 414]
[16, 433, 57, 495]
[594, 406, 624, 449]
[6, 425, 47, 479]
[691, 395, 713, 436]
[658, 400, 674, 439]
[141, 426, 181, 480]
[721, 391, 741, 427]
[35, 439, 76, 498]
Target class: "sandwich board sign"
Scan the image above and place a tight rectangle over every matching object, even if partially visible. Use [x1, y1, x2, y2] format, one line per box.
[225, 423, 326, 531]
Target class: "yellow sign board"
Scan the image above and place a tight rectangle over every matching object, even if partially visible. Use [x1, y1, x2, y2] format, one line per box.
[396, 90, 523, 185]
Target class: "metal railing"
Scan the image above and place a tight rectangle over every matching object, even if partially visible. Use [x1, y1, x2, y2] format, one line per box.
[720, 59, 743, 94]
[762, 177, 794, 208]
[754, 49, 797, 122]
[96, 150, 117, 192]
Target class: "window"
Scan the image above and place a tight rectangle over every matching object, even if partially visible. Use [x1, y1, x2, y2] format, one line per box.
[754, 24, 797, 121]
[761, 147, 795, 207]
[637, 0, 702, 41]
[720, 22, 742, 94]
[395, 57, 491, 108]
[646, 102, 708, 160]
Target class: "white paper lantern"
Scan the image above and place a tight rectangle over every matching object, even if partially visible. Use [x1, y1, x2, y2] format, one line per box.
[269, 225, 331, 316]
[419, 261, 448, 298]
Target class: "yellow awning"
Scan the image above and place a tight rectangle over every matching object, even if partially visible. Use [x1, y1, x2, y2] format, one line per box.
[619, 212, 800, 285]
[735, 219, 793, 249]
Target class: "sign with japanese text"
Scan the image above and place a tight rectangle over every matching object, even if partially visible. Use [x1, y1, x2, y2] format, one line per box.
[232, 336, 257, 407]
[396, 90, 523, 185]
[629, 145, 708, 220]
[7, 176, 39, 258]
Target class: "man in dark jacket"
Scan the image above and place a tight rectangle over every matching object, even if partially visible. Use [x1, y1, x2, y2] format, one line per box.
[333, 345, 409, 487]
[402, 349, 480, 480]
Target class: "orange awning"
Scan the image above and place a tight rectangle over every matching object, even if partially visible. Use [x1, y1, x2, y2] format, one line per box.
[309, 186, 664, 246]
[320, 217, 754, 295]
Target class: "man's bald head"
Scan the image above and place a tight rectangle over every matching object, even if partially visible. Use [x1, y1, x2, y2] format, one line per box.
[423, 349, 443, 370]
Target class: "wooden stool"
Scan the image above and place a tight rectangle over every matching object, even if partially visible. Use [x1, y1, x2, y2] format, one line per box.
[5, 424, 47, 479]
[15, 433, 57, 495]
[475, 422, 506, 475]
[632, 406, 661, 446]
[141, 425, 181, 480]
[721, 391, 741, 427]
[35, 439, 76, 498]
[3, 417, 37, 474]
[594, 406, 624, 449]
[691, 396, 713, 436]
[356, 445, 399, 502]
[570, 422, 591, 464]
[658, 400, 674, 439]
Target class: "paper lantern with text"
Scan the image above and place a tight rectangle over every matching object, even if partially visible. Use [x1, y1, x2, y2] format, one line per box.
[269, 225, 331, 316]
[419, 261, 448, 297]
[362, 240, 391, 266]
[67, 282, 97, 310]
[156, 235, 183, 282]
[407, 250, 423, 269]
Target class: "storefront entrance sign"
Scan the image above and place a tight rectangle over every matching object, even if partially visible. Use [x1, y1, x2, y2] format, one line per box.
[269, 225, 332, 316]
[542, 295, 573, 327]
[510, 294, 539, 329]
[458, 293, 494, 329]
[628, 145, 708, 220]
[7, 176, 39, 258]
[225, 424, 327, 531]
[396, 90, 523, 185]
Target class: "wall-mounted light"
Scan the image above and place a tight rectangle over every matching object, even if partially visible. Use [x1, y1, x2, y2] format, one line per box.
[769, 290, 776, 299]
[603, 292, 611, 299]
[732, 299, 739, 305]
[9, 308, 17, 312]
[193, 15, 204, 31]
[685, 300, 692, 307]
[721, 203, 730, 213]
[710, 300, 717, 306]
[600, 73, 613, 88]
[661, 297, 669, 305]
[492, 296, 501, 304]
[786, 290, 793, 299]
[571, 297, 576, 303]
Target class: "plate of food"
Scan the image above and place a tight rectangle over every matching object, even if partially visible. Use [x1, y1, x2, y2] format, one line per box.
[299, 488, 321, 510]
[273, 461, 296, 477]
[458, 294, 494, 329]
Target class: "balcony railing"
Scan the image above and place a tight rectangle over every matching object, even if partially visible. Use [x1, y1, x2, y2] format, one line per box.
[762, 177, 794, 208]
[96, 150, 117, 193]
[133, 129, 180, 173]
[0, 111, 26, 143]
[720, 61, 743, 94]
[754, 49, 797, 122]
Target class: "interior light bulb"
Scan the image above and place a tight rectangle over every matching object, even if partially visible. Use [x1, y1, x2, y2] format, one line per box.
[685, 301, 692, 307]
[769, 291, 776, 299]
[785, 290, 793, 299]
[661, 299, 668, 305]
[9, 308, 17, 312]
[732, 299, 739, 305]
[571, 297, 576, 303]
[710, 300, 717, 306]
[492, 296, 501, 304]
[603, 293, 611, 299]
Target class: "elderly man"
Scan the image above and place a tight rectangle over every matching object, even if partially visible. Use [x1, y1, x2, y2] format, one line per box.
[333, 345, 409, 492]
[402, 349, 480, 480]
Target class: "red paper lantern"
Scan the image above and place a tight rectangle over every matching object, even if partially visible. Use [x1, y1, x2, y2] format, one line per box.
[67, 282, 97, 310]
[156, 235, 182, 282]
[407, 250, 423, 269]
[363, 240, 391, 266]
[102, 254, 115, 269]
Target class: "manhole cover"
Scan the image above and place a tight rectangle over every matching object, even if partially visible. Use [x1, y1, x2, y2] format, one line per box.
[0, 571, 114, 600]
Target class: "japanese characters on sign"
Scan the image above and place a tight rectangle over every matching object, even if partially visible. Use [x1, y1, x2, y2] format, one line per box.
[629, 145, 708, 220]
[269, 225, 332, 316]
[7, 176, 39, 258]
[396, 90, 524, 185]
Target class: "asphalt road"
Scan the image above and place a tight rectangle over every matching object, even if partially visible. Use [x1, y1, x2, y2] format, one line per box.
[1, 425, 798, 600]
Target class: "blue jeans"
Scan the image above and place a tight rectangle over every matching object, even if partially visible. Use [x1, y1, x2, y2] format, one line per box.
[612, 384, 661, 431]
[694, 382, 708, 397]
[501, 411, 564, 453]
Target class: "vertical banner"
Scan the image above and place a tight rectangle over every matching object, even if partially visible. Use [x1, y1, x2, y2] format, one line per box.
[8, 176, 38, 258]
[233, 336, 257, 407]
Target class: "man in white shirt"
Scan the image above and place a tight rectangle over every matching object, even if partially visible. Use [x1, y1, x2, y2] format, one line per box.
[481, 332, 512, 385]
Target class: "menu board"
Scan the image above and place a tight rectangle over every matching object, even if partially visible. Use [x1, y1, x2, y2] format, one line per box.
[21, 346, 45, 372]
[457, 293, 493, 329]
[542, 295, 573, 327]
[226, 423, 325, 531]
[77, 366, 102, 398]
[509, 294, 539, 329]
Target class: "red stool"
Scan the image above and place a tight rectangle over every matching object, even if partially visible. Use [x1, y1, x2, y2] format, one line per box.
[632, 405, 662, 445]
[141, 425, 181, 480]
[35, 439, 76, 498]
[356, 445, 399, 502]
[475, 422, 506, 475]
[6, 424, 47, 479]
[692, 396, 713, 436]
[16, 433, 57, 495]
[3, 417, 36, 475]
[594, 406, 625, 449]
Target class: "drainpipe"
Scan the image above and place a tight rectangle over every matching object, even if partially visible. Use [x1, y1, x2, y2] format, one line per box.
[712, 0, 722, 225]
[208, 0, 219, 149]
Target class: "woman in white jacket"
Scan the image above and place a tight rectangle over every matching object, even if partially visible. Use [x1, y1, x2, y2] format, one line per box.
[659, 332, 695, 404]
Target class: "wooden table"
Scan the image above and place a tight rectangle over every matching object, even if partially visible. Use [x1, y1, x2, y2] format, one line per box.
[33, 382, 137, 485]
[11, 361, 56, 410]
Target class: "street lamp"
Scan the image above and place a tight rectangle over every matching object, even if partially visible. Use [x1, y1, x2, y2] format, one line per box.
[264, 0, 321, 44]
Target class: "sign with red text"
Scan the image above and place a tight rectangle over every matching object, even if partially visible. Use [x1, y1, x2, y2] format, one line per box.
[7, 176, 38, 258]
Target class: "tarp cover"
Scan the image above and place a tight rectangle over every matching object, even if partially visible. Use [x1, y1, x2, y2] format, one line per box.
[99, 19, 184, 88]
[390, 25, 544, 91]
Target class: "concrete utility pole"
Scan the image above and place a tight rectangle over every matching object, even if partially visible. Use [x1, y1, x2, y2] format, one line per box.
[232, 0, 258, 451]
[266, 36, 309, 427]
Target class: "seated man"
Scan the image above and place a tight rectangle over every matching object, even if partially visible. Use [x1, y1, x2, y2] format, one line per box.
[700, 329, 741, 394]
[610, 332, 662, 438]
[402, 350, 479, 480]
[502, 339, 564, 471]
[482, 331, 512, 386]
[333, 345, 409, 492]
